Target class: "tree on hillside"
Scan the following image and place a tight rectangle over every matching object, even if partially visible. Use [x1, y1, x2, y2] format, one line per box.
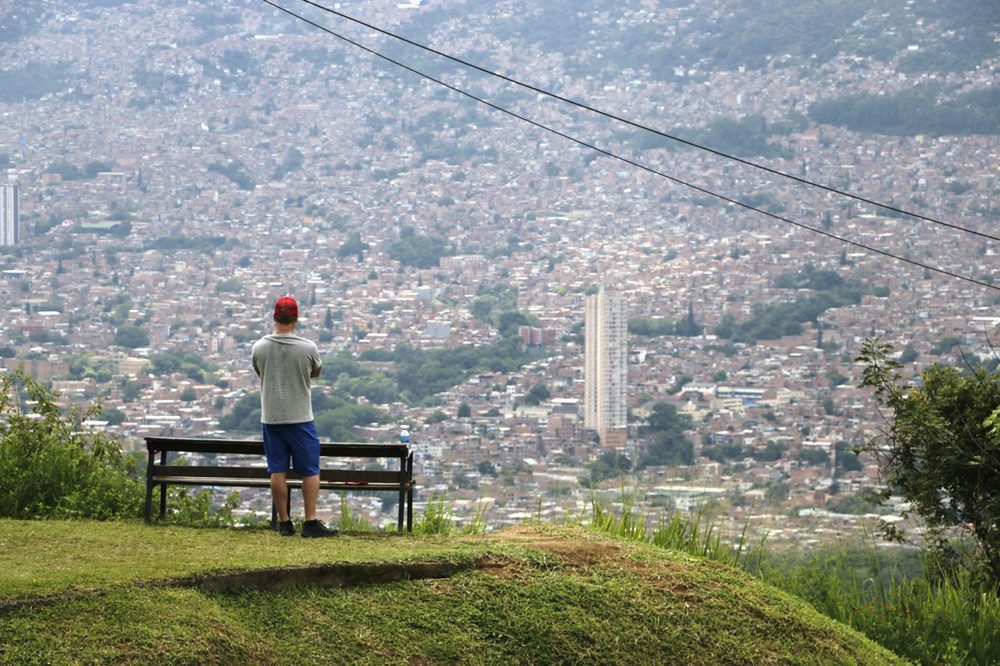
[389, 226, 452, 268]
[858, 338, 1000, 582]
[673, 302, 703, 337]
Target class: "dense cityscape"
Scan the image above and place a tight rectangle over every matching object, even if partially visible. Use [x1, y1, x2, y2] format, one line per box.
[0, 0, 997, 547]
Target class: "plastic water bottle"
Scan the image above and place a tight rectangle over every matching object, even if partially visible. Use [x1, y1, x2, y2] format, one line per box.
[399, 428, 410, 444]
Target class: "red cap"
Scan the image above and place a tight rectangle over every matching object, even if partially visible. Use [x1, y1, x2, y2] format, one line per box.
[274, 296, 298, 319]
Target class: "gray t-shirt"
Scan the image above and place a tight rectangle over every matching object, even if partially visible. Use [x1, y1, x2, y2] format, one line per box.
[251, 333, 322, 424]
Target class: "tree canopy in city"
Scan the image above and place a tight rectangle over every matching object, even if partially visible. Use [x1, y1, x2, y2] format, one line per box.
[389, 226, 454, 268]
[361, 338, 543, 404]
[810, 86, 1000, 136]
[113, 324, 150, 349]
[637, 403, 694, 468]
[715, 266, 888, 343]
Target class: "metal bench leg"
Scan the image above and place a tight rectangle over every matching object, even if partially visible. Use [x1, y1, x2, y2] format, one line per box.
[144, 481, 153, 523]
[406, 452, 414, 532]
[407, 484, 414, 533]
[159, 484, 167, 519]
[397, 480, 405, 532]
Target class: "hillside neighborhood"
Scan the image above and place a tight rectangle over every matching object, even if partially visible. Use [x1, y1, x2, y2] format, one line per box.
[0, 0, 997, 545]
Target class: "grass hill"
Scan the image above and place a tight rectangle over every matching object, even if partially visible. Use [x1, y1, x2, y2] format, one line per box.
[0, 520, 905, 665]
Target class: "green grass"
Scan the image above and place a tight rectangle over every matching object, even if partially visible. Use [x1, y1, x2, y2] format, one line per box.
[0, 520, 904, 665]
[0, 519, 492, 601]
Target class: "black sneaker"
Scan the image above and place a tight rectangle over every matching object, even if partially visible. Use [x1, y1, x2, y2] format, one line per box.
[278, 520, 295, 537]
[301, 519, 338, 538]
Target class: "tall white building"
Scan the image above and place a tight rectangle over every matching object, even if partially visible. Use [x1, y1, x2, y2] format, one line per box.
[1, 182, 18, 247]
[584, 285, 627, 446]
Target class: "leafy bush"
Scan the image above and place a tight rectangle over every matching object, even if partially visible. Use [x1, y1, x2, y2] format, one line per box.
[0, 370, 242, 526]
[0, 369, 144, 519]
[156, 486, 243, 527]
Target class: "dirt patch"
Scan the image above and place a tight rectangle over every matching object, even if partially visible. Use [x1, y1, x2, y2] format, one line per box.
[471, 525, 629, 569]
[470, 526, 717, 600]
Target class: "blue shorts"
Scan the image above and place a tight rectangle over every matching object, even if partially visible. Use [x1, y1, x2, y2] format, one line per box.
[262, 421, 320, 477]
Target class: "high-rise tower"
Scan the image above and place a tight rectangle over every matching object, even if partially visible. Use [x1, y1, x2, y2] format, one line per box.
[0, 182, 18, 247]
[584, 285, 627, 447]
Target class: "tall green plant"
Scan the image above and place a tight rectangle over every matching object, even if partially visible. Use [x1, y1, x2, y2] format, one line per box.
[0, 369, 144, 519]
[762, 545, 1000, 665]
[338, 494, 375, 532]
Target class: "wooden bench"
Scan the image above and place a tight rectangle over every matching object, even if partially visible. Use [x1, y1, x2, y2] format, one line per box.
[144, 437, 415, 532]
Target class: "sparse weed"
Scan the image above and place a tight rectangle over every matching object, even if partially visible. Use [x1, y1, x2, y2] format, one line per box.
[589, 486, 766, 570]
[461, 498, 489, 535]
[338, 494, 375, 532]
[414, 492, 454, 535]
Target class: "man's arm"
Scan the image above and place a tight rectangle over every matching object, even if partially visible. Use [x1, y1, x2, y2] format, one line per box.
[251, 341, 261, 377]
[309, 344, 322, 378]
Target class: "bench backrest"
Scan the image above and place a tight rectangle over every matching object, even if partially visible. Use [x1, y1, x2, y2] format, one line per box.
[145, 436, 410, 460]
[149, 465, 406, 484]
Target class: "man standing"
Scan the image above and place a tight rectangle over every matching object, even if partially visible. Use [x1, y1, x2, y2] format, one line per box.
[252, 296, 337, 537]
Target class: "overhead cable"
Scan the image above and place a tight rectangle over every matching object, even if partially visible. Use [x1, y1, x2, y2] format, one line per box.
[259, 0, 999, 292]
[287, 0, 1000, 245]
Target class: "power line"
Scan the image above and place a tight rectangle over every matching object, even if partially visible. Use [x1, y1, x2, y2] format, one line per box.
[288, 0, 1000, 245]
[259, 0, 999, 292]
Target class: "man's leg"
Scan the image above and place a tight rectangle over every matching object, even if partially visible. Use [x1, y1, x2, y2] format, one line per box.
[270, 472, 290, 522]
[300, 473, 336, 537]
[292, 421, 336, 537]
[302, 474, 319, 522]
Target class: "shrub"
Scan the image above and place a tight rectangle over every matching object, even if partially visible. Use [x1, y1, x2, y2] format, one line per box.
[0, 369, 144, 519]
